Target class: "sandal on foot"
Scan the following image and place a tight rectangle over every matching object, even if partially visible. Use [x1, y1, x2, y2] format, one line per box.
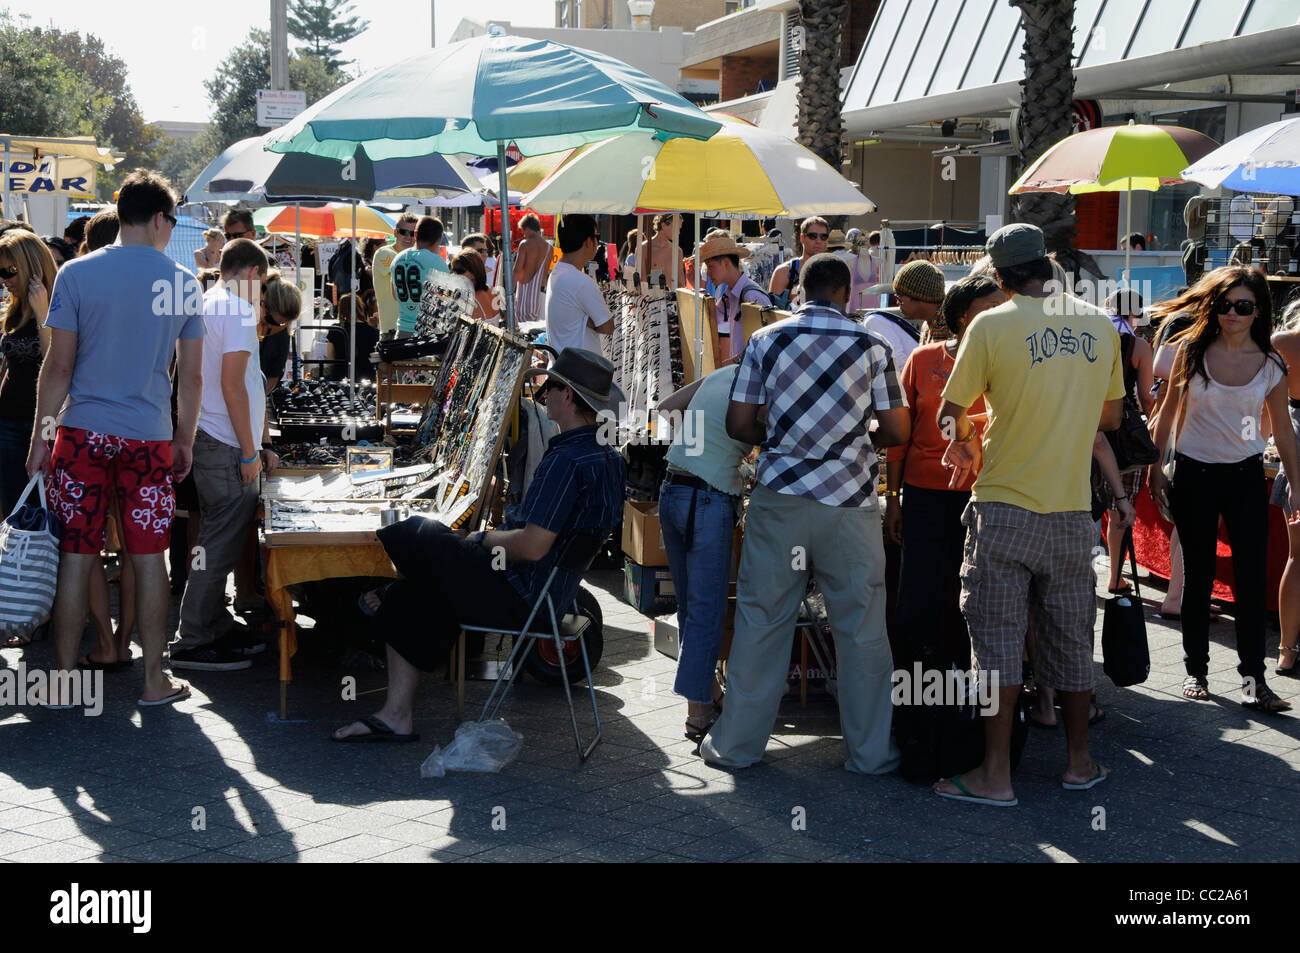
[1182, 676, 1209, 700]
[1277, 647, 1300, 677]
[331, 714, 418, 743]
[4, 621, 49, 649]
[1062, 763, 1109, 791]
[685, 716, 717, 746]
[934, 776, 1018, 807]
[1242, 681, 1292, 714]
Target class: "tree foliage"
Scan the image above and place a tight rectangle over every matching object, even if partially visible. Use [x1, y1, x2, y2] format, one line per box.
[287, 0, 369, 72]
[203, 28, 350, 153]
[0, 12, 161, 197]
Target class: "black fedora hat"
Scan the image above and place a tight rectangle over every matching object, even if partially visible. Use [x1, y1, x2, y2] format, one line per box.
[525, 348, 625, 415]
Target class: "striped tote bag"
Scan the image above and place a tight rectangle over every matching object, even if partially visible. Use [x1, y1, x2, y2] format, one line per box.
[0, 474, 60, 639]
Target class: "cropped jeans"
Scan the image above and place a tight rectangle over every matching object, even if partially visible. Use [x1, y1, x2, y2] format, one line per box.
[658, 481, 736, 704]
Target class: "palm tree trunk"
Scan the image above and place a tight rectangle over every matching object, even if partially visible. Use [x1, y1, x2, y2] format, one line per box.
[1012, 1, 1080, 268]
[796, 0, 848, 169]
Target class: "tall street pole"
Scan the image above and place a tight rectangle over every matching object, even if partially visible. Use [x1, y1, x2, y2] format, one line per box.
[271, 0, 289, 89]
[431, 0, 437, 47]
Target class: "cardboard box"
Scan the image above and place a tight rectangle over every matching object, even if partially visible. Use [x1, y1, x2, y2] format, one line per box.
[622, 500, 669, 567]
[650, 615, 679, 660]
[624, 559, 677, 616]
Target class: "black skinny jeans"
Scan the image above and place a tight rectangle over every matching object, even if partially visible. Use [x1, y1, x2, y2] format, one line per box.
[1170, 452, 1268, 682]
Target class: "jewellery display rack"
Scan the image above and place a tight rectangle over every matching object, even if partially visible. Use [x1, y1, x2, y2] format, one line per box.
[412, 315, 531, 529]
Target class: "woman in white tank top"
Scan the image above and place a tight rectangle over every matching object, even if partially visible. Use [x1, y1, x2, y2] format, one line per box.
[1150, 266, 1300, 713]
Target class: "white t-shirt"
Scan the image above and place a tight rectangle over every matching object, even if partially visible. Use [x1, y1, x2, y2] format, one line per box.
[861, 311, 920, 369]
[1175, 353, 1285, 464]
[198, 285, 264, 452]
[544, 261, 610, 356]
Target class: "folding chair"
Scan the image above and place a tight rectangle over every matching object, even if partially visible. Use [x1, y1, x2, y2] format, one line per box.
[459, 532, 607, 762]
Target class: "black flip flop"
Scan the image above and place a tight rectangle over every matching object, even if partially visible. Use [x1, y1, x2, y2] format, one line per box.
[332, 714, 419, 743]
[78, 656, 131, 672]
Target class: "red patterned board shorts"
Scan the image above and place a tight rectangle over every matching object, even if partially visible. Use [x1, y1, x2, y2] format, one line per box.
[46, 427, 174, 555]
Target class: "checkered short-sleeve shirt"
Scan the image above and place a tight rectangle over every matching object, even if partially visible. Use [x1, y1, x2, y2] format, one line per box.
[730, 302, 905, 507]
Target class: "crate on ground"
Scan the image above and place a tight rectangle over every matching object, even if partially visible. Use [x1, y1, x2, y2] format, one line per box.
[624, 558, 676, 616]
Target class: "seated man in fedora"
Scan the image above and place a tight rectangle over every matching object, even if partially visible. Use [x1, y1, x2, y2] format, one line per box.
[332, 348, 627, 742]
[698, 231, 773, 365]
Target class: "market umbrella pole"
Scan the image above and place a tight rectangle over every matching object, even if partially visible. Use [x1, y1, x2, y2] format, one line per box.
[497, 142, 516, 333]
[349, 201, 357, 405]
[1125, 177, 1132, 287]
[293, 204, 301, 382]
[693, 213, 704, 375]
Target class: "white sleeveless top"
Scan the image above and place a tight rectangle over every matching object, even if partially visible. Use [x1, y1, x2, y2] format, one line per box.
[1176, 352, 1285, 464]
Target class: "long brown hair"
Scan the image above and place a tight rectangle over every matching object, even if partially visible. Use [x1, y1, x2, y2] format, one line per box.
[0, 231, 58, 334]
[1150, 265, 1282, 387]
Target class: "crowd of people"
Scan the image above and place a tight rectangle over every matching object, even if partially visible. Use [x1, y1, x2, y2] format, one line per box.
[5, 172, 1300, 809]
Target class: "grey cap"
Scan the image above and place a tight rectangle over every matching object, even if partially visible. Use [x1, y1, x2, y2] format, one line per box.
[986, 223, 1046, 268]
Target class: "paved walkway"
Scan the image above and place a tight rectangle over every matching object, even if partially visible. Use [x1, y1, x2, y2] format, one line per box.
[2, 565, 1298, 863]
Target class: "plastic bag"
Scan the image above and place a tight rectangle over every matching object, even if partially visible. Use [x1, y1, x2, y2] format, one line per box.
[420, 719, 523, 778]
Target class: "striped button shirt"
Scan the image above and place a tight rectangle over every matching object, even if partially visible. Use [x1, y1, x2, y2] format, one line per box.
[731, 302, 905, 508]
[505, 424, 626, 608]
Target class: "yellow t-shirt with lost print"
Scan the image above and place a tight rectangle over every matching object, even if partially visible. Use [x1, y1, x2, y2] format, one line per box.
[941, 293, 1124, 514]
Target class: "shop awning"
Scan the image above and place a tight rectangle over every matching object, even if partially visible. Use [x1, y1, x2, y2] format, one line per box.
[842, 0, 1300, 135]
[0, 135, 121, 167]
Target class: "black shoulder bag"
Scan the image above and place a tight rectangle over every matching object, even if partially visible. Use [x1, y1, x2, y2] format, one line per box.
[1101, 527, 1151, 687]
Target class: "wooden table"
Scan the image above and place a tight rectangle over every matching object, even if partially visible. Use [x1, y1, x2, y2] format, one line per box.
[263, 534, 398, 721]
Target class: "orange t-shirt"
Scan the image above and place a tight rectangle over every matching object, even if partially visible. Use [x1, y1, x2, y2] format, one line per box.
[887, 342, 986, 492]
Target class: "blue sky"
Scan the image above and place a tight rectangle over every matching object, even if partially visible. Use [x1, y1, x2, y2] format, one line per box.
[3, 0, 554, 123]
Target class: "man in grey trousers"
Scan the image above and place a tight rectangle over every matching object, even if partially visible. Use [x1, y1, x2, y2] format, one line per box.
[172, 239, 278, 671]
[700, 253, 911, 773]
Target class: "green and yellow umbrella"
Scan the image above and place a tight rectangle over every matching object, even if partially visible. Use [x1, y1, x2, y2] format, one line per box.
[1010, 121, 1219, 277]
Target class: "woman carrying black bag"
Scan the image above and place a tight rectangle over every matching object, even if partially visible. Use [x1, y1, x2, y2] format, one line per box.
[1149, 266, 1300, 712]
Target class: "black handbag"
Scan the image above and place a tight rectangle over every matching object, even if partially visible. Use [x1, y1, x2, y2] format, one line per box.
[1102, 527, 1151, 687]
[1106, 395, 1160, 470]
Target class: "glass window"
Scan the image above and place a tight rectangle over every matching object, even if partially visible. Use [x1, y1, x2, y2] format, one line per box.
[896, 0, 963, 101]
[1071, 0, 1106, 64]
[1179, 1, 1247, 47]
[856, 0, 912, 107]
[994, 22, 1025, 83]
[1076, 0, 1144, 67]
[928, 0, 996, 95]
[960, 0, 1020, 88]
[1123, 0, 1193, 60]
[1240, 0, 1299, 35]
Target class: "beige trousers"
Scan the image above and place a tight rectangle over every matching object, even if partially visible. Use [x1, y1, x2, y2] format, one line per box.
[701, 484, 899, 774]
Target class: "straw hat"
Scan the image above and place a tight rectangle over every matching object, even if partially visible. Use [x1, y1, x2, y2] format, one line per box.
[697, 233, 751, 262]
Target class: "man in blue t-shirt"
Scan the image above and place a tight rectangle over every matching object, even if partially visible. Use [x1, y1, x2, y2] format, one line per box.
[330, 348, 626, 742]
[390, 215, 449, 338]
[28, 169, 204, 708]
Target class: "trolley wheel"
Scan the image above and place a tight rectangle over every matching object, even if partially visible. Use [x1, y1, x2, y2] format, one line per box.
[522, 586, 604, 685]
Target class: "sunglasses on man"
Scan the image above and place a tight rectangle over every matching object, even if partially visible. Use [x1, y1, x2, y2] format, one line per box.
[225, 228, 250, 240]
[1216, 298, 1257, 316]
[804, 231, 829, 241]
[396, 227, 415, 238]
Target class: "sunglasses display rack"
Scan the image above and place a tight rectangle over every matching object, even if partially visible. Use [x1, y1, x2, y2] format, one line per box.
[271, 378, 383, 444]
[415, 271, 476, 343]
[595, 273, 682, 446]
[742, 241, 782, 289]
[1203, 194, 1299, 277]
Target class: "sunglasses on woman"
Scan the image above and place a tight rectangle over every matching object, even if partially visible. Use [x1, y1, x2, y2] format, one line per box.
[0, 266, 18, 280]
[1216, 298, 1257, 316]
